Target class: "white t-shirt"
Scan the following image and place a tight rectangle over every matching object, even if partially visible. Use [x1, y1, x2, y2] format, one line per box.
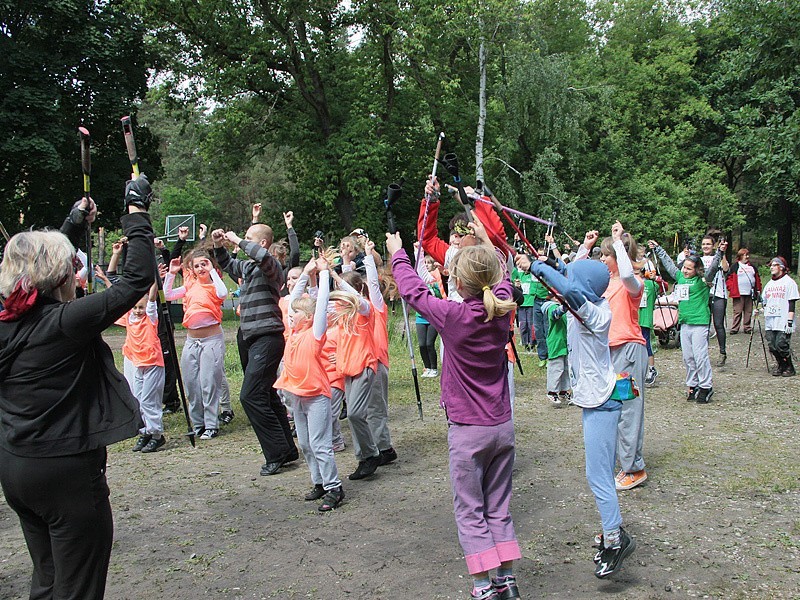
[567, 299, 616, 408]
[762, 275, 799, 332]
[701, 254, 727, 299]
[737, 263, 756, 297]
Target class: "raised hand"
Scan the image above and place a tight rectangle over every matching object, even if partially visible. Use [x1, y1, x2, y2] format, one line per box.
[283, 211, 294, 229]
[385, 232, 403, 256]
[178, 226, 189, 241]
[584, 230, 599, 248]
[168, 258, 182, 275]
[252, 203, 262, 222]
[611, 221, 624, 242]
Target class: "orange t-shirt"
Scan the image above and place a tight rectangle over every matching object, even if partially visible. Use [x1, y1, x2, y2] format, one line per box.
[371, 302, 389, 367]
[121, 311, 164, 368]
[323, 324, 345, 391]
[182, 281, 224, 329]
[604, 277, 646, 347]
[336, 312, 378, 377]
[275, 326, 331, 398]
[279, 296, 291, 341]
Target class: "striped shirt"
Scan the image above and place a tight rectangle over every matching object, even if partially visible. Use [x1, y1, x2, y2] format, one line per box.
[215, 241, 284, 340]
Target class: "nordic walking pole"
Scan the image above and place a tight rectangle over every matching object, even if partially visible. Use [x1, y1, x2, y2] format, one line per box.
[120, 116, 196, 447]
[0, 219, 10, 242]
[78, 127, 93, 294]
[415, 132, 445, 266]
[385, 182, 423, 420]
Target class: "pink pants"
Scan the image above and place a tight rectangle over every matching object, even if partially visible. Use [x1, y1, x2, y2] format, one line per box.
[448, 419, 521, 574]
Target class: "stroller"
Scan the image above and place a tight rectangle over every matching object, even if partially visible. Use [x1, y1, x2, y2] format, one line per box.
[653, 294, 680, 348]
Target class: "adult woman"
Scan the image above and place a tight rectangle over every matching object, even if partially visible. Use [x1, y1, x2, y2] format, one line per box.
[726, 248, 761, 334]
[0, 178, 155, 599]
[700, 234, 729, 366]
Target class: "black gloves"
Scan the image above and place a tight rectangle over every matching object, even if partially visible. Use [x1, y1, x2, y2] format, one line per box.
[124, 174, 153, 211]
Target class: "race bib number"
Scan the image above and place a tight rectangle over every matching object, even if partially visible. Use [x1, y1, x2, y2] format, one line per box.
[639, 289, 648, 308]
[764, 304, 782, 317]
[674, 284, 690, 302]
[521, 282, 531, 294]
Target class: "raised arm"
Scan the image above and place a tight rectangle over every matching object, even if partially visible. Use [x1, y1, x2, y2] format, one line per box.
[313, 264, 331, 340]
[363, 239, 385, 311]
[612, 222, 642, 297]
[704, 240, 727, 284]
[163, 258, 187, 301]
[650, 241, 678, 280]
[284, 211, 301, 269]
[209, 268, 229, 299]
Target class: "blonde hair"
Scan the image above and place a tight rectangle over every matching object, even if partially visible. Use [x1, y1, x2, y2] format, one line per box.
[449, 245, 516, 322]
[291, 296, 316, 317]
[0, 230, 75, 298]
[600, 233, 639, 263]
[328, 290, 361, 333]
[339, 235, 364, 254]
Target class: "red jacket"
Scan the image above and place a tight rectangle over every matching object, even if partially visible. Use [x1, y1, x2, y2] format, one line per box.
[726, 261, 762, 298]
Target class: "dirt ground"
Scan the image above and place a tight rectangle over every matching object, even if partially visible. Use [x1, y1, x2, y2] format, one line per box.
[2, 320, 800, 599]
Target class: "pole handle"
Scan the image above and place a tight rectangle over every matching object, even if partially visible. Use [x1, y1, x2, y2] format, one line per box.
[121, 116, 140, 177]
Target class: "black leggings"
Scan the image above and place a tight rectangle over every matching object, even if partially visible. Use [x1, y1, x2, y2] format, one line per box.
[711, 297, 727, 354]
[416, 322, 439, 370]
[0, 447, 113, 600]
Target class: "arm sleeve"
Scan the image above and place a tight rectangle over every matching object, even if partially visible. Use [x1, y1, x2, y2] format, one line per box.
[614, 240, 642, 296]
[474, 198, 509, 256]
[392, 250, 451, 332]
[169, 239, 186, 262]
[59, 208, 88, 250]
[704, 251, 723, 284]
[654, 245, 679, 280]
[313, 271, 330, 340]
[417, 200, 450, 265]
[162, 273, 186, 301]
[287, 228, 300, 269]
[146, 300, 159, 323]
[209, 268, 228, 299]
[364, 254, 385, 311]
[240, 240, 285, 288]
[59, 213, 156, 339]
[215, 246, 243, 280]
[574, 244, 590, 261]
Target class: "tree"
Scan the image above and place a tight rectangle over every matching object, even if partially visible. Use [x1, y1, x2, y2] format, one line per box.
[0, 0, 160, 235]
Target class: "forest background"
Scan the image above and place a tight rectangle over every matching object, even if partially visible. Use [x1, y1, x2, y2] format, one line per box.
[1, 0, 799, 266]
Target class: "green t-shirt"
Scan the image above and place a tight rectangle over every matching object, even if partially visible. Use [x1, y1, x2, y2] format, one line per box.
[530, 279, 549, 300]
[511, 269, 536, 307]
[638, 279, 658, 329]
[544, 302, 568, 359]
[674, 272, 711, 325]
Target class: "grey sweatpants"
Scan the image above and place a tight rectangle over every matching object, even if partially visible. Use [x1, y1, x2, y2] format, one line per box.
[218, 376, 232, 413]
[286, 392, 341, 490]
[368, 362, 393, 452]
[546, 355, 570, 394]
[680, 324, 713, 389]
[611, 342, 648, 474]
[181, 332, 225, 431]
[330, 387, 345, 449]
[124, 359, 165, 436]
[345, 367, 379, 461]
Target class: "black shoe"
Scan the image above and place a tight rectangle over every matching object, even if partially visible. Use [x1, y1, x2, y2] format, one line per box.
[304, 484, 326, 501]
[318, 486, 345, 512]
[491, 574, 520, 600]
[594, 527, 636, 578]
[141, 436, 166, 453]
[783, 358, 796, 377]
[695, 387, 713, 404]
[348, 455, 380, 480]
[378, 447, 398, 466]
[686, 387, 698, 402]
[260, 461, 283, 476]
[219, 410, 234, 425]
[339, 401, 348, 420]
[132, 434, 152, 452]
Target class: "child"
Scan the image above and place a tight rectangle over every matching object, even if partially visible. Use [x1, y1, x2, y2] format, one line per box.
[530, 254, 637, 579]
[413, 246, 444, 377]
[638, 268, 661, 387]
[389, 214, 522, 600]
[762, 256, 798, 376]
[511, 256, 536, 353]
[164, 250, 228, 438]
[542, 295, 570, 406]
[274, 258, 345, 511]
[701, 234, 729, 366]
[119, 282, 166, 453]
[650, 240, 725, 402]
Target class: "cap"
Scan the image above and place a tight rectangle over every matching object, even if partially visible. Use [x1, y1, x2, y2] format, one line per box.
[350, 228, 368, 239]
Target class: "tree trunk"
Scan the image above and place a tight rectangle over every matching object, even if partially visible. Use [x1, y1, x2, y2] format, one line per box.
[776, 196, 793, 269]
[475, 22, 487, 183]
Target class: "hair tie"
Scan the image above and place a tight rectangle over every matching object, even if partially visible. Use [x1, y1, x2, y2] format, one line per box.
[482, 285, 490, 292]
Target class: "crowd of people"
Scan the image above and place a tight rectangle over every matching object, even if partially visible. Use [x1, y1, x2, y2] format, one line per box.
[0, 171, 797, 600]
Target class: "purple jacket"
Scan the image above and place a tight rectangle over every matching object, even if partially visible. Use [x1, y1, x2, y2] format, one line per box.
[392, 249, 513, 426]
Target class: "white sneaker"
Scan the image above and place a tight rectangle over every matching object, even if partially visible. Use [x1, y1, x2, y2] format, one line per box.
[428, 369, 438, 377]
[421, 369, 431, 378]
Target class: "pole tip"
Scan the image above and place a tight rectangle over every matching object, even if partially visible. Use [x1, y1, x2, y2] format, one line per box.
[78, 126, 90, 137]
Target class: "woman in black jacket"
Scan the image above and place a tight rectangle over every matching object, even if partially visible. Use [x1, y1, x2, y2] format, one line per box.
[0, 177, 155, 600]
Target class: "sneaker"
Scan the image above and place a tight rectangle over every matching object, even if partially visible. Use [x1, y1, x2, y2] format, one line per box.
[199, 429, 218, 440]
[339, 401, 348, 420]
[594, 527, 636, 578]
[491, 575, 520, 600]
[695, 387, 714, 404]
[538, 359, 547, 368]
[378, 447, 398, 465]
[132, 434, 152, 452]
[318, 486, 345, 512]
[421, 368, 431, 378]
[348, 455, 380, 480]
[304, 483, 326, 501]
[471, 585, 499, 600]
[428, 369, 438, 377]
[332, 441, 346, 452]
[140, 436, 166, 453]
[716, 353, 727, 367]
[644, 366, 657, 387]
[558, 391, 572, 406]
[616, 469, 647, 491]
[548, 392, 561, 407]
[219, 410, 234, 425]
